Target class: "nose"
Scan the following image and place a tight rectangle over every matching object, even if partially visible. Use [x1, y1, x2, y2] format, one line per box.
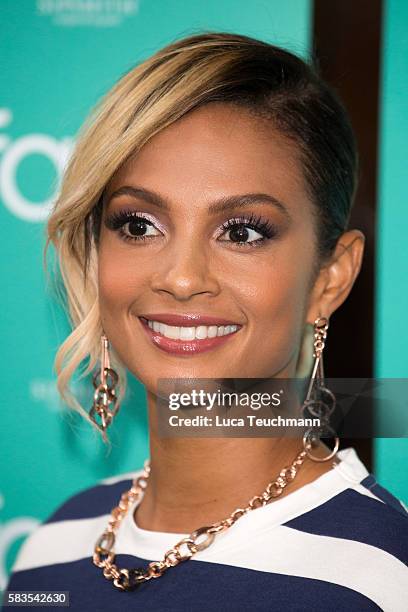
[150, 237, 221, 301]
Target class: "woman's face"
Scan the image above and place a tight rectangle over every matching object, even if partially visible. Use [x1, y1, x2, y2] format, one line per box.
[98, 103, 322, 393]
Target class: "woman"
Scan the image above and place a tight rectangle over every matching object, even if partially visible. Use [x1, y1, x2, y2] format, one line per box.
[4, 32, 407, 611]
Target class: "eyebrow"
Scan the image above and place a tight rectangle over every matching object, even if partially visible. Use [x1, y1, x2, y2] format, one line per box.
[105, 185, 291, 220]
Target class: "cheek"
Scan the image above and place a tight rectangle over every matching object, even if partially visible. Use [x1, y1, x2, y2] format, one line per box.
[246, 268, 307, 344]
[236, 240, 313, 321]
[97, 239, 147, 317]
[234, 240, 313, 369]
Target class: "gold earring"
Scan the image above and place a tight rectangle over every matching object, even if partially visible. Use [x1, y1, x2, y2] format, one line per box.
[89, 334, 120, 442]
[302, 316, 339, 462]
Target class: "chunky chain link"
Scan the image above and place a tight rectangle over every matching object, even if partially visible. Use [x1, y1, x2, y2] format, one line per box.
[89, 336, 120, 442]
[93, 449, 309, 591]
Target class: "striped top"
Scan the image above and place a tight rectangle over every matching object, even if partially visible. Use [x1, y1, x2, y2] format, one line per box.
[3, 448, 408, 611]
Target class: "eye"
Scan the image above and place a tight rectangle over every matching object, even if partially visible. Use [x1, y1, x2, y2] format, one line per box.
[121, 217, 160, 240]
[217, 214, 278, 247]
[220, 225, 264, 243]
[104, 209, 162, 243]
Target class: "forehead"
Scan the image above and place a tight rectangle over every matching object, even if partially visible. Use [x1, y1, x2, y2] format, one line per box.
[105, 103, 309, 216]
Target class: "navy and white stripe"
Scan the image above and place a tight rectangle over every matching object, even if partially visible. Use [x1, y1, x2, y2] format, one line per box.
[3, 448, 408, 611]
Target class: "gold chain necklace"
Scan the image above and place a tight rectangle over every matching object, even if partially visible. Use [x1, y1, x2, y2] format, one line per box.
[93, 448, 309, 591]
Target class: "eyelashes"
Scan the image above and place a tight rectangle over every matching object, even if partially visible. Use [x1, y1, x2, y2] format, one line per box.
[104, 209, 162, 244]
[218, 213, 278, 246]
[104, 208, 279, 248]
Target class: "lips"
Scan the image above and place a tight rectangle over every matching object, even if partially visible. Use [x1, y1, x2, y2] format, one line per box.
[137, 314, 242, 356]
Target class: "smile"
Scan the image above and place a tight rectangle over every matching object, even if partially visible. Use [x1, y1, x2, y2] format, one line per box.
[138, 315, 242, 355]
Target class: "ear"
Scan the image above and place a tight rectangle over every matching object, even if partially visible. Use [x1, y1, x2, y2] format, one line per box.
[306, 229, 365, 322]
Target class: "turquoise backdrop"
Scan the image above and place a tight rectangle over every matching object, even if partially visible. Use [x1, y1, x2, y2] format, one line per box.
[374, 0, 408, 501]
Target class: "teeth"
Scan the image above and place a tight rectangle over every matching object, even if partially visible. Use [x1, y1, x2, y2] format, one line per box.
[180, 326, 195, 340]
[208, 326, 218, 338]
[196, 325, 207, 339]
[144, 319, 238, 340]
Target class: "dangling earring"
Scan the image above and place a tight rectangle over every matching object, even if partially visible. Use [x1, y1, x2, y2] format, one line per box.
[302, 316, 339, 462]
[89, 334, 120, 442]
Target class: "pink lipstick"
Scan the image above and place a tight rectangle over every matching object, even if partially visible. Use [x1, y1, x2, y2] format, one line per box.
[138, 313, 242, 355]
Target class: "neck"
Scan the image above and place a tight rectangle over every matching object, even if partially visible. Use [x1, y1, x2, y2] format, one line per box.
[133, 390, 336, 534]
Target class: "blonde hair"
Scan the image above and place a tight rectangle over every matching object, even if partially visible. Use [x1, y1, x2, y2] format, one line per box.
[44, 31, 358, 442]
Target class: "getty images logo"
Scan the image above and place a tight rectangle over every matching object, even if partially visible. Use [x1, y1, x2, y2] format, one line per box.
[0, 108, 73, 222]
